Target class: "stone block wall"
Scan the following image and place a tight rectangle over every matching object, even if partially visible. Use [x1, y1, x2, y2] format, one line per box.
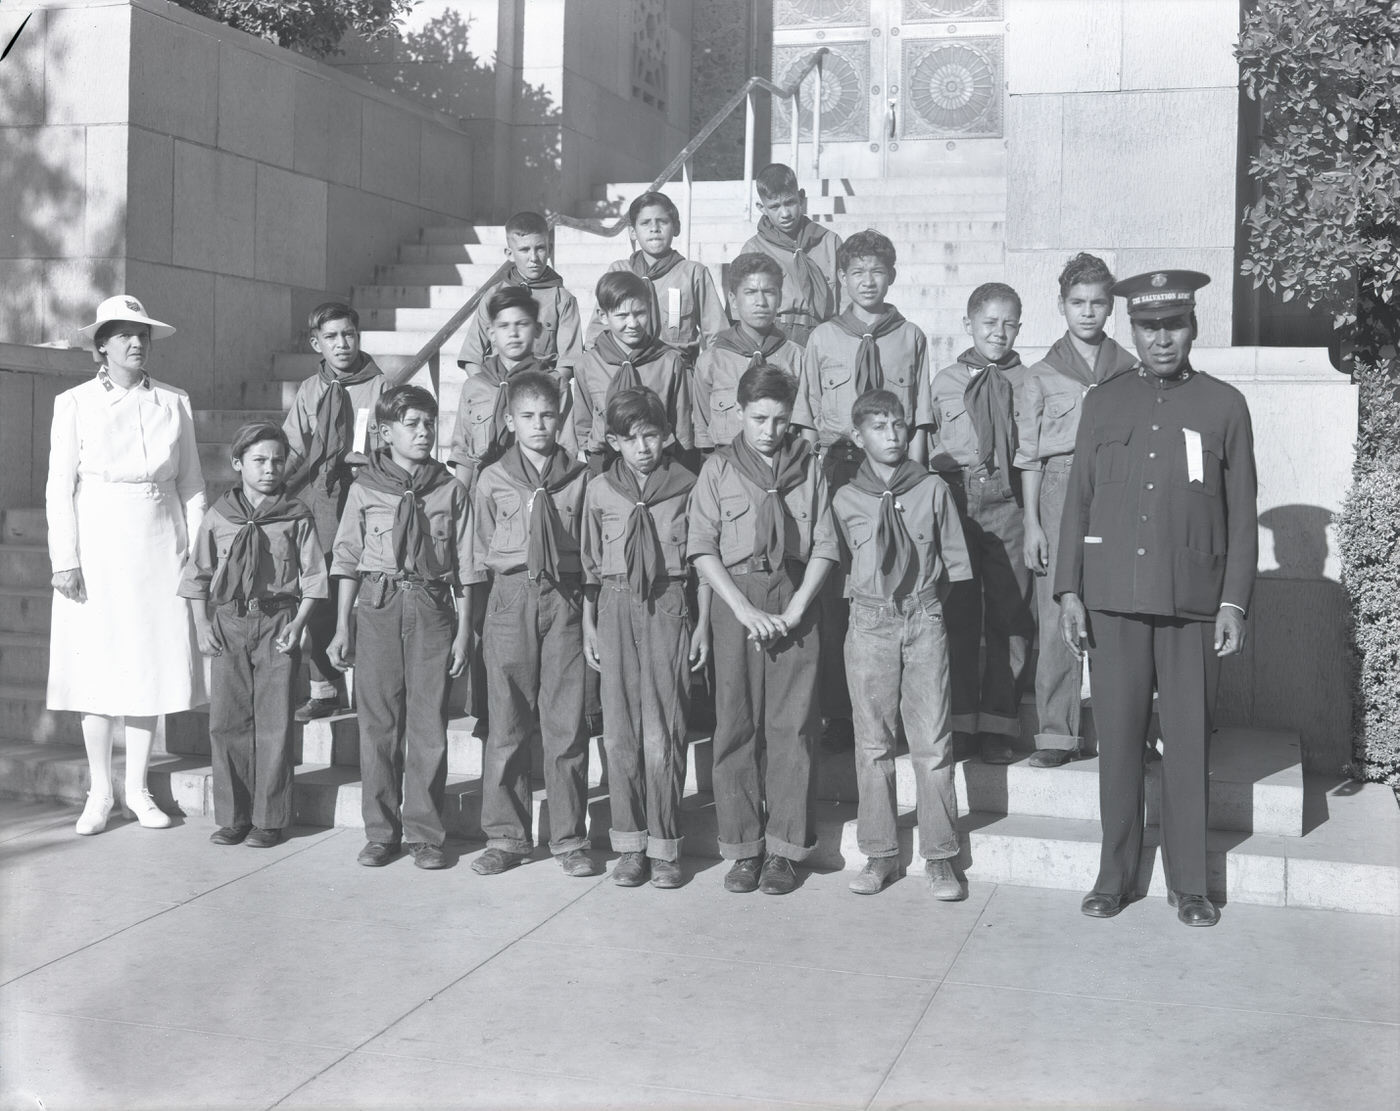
[0, 0, 476, 409]
[1003, 0, 1240, 347]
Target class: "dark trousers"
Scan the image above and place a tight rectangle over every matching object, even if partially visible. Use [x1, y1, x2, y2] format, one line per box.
[943, 467, 1035, 737]
[1087, 611, 1219, 897]
[209, 602, 297, 829]
[597, 577, 691, 861]
[816, 440, 863, 722]
[480, 572, 589, 855]
[355, 577, 455, 847]
[304, 484, 347, 701]
[1033, 456, 1083, 751]
[710, 564, 820, 861]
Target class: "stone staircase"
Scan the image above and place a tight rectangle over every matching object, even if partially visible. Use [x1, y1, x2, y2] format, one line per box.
[3, 172, 1396, 916]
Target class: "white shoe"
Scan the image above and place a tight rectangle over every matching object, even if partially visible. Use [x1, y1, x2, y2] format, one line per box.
[125, 788, 172, 829]
[75, 792, 114, 836]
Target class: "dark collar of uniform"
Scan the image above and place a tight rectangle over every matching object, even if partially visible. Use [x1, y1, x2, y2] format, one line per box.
[98, 367, 152, 392]
[1137, 361, 1195, 391]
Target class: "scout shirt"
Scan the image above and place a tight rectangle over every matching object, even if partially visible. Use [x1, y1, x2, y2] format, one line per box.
[1013, 333, 1137, 469]
[833, 472, 973, 602]
[455, 275, 583, 378]
[329, 467, 472, 588]
[446, 356, 578, 487]
[179, 494, 329, 604]
[462, 451, 589, 585]
[572, 342, 695, 456]
[584, 256, 728, 358]
[928, 355, 1029, 474]
[794, 314, 934, 446]
[692, 328, 802, 449]
[1052, 364, 1258, 621]
[741, 221, 843, 346]
[581, 462, 692, 586]
[283, 357, 387, 501]
[686, 446, 839, 572]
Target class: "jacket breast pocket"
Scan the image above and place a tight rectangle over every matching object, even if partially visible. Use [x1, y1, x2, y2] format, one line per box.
[1093, 425, 1134, 485]
[1181, 431, 1225, 497]
[718, 493, 753, 565]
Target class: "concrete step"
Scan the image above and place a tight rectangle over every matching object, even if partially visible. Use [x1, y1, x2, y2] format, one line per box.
[269, 352, 423, 383]
[552, 229, 1008, 264]
[0, 543, 51, 590]
[0, 585, 52, 635]
[0, 683, 80, 745]
[198, 443, 236, 487]
[554, 216, 1005, 246]
[596, 172, 1008, 202]
[1, 738, 1388, 915]
[193, 408, 285, 443]
[0, 630, 49, 684]
[0, 508, 46, 547]
[603, 194, 1008, 222]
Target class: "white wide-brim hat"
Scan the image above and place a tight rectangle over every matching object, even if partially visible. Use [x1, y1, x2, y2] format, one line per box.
[79, 295, 177, 342]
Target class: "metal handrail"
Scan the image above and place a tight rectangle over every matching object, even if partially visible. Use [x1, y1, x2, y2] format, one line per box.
[391, 47, 829, 387]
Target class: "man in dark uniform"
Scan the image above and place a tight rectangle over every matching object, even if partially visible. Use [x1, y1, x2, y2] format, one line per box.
[1055, 270, 1257, 927]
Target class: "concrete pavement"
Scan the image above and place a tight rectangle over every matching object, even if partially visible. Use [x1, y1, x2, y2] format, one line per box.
[2, 798, 1396, 1111]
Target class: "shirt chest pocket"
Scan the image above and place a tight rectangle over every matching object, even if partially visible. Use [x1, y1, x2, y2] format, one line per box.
[782, 492, 812, 553]
[662, 286, 695, 336]
[1180, 430, 1225, 497]
[718, 493, 753, 564]
[466, 400, 498, 456]
[819, 363, 853, 425]
[1042, 392, 1080, 439]
[428, 511, 453, 567]
[1093, 425, 1134, 485]
[938, 403, 970, 446]
[492, 490, 526, 549]
[364, 508, 397, 566]
[711, 390, 741, 443]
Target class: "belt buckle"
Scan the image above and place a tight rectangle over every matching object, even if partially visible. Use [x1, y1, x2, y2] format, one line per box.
[246, 598, 262, 613]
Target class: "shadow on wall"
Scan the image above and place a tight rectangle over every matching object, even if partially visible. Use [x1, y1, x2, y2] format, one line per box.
[0, 25, 121, 346]
[367, 10, 563, 215]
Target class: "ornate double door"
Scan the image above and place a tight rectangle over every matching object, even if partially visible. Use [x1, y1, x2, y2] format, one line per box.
[772, 0, 1005, 177]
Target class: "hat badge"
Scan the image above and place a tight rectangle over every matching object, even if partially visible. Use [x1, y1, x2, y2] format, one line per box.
[123, 297, 143, 313]
[1150, 273, 1168, 288]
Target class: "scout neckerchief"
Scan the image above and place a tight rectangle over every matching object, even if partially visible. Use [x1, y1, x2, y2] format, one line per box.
[627, 248, 686, 329]
[499, 445, 586, 582]
[355, 449, 455, 576]
[959, 346, 1021, 498]
[478, 354, 542, 460]
[592, 330, 671, 408]
[602, 456, 696, 596]
[715, 433, 813, 568]
[830, 307, 907, 396]
[208, 488, 311, 605]
[848, 459, 929, 596]
[754, 215, 833, 321]
[285, 355, 382, 497]
[507, 265, 564, 292]
[710, 322, 789, 371]
[1041, 332, 1136, 390]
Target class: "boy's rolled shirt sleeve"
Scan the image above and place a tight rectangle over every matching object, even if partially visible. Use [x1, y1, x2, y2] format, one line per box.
[792, 338, 822, 432]
[296, 516, 330, 600]
[450, 483, 473, 593]
[934, 480, 974, 583]
[1012, 373, 1045, 470]
[457, 292, 494, 370]
[696, 267, 729, 349]
[572, 363, 597, 452]
[911, 328, 936, 431]
[176, 514, 219, 600]
[461, 478, 496, 586]
[555, 292, 583, 377]
[1052, 394, 1099, 602]
[685, 462, 725, 562]
[808, 466, 840, 564]
[692, 350, 716, 450]
[670, 359, 695, 450]
[580, 485, 605, 585]
[329, 484, 368, 579]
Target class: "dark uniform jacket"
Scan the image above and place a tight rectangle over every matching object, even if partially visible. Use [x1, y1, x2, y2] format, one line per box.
[1053, 364, 1257, 620]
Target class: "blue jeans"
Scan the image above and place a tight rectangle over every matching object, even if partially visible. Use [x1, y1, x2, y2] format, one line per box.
[845, 591, 959, 860]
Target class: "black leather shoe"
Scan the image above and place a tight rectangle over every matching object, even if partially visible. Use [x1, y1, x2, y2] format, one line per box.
[1028, 748, 1077, 768]
[821, 716, 854, 752]
[1081, 891, 1127, 918]
[759, 854, 798, 895]
[294, 697, 343, 723]
[979, 736, 1017, 765]
[244, 827, 282, 848]
[407, 841, 448, 870]
[357, 841, 400, 867]
[1169, 891, 1220, 926]
[723, 856, 762, 893]
[558, 848, 600, 877]
[471, 847, 528, 875]
[210, 825, 251, 846]
[650, 858, 683, 889]
[611, 851, 649, 887]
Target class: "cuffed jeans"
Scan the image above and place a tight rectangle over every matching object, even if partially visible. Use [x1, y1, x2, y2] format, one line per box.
[597, 577, 690, 861]
[1033, 456, 1084, 751]
[941, 467, 1035, 737]
[209, 600, 297, 830]
[711, 564, 819, 861]
[845, 590, 959, 860]
[355, 577, 454, 848]
[481, 572, 589, 856]
[303, 484, 347, 701]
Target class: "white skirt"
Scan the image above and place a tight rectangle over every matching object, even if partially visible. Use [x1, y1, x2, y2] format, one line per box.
[47, 479, 207, 716]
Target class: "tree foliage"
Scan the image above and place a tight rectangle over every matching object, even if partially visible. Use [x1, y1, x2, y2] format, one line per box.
[173, 1, 414, 58]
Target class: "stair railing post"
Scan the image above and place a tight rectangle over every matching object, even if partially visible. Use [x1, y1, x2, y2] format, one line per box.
[813, 56, 823, 179]
[789, 86, 800, 175]
[682, 157, 693, 257]
[743, 88, 755, 222]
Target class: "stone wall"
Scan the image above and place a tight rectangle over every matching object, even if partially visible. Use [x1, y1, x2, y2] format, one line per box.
[0, 0, 475, 410]
[1003, 0, 1241, 348]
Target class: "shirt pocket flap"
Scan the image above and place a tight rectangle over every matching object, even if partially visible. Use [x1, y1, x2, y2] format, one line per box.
[430, 514, 452, 541]
[941, 403, 967, 423]
[1046, 394, 1079, 419]
[1102, 424, 1134, 447]
[713, 393, 739, 412]
[720, 494, 750, 522]
[821, 365, 853, 389]
[845, 521, 874, 548]
[601, 515, 627, 544]
[469, 404, 495, 427]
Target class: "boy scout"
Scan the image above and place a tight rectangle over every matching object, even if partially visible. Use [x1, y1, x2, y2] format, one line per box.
[693, 252, 803, 450]
[930, 282, 1035, 766]
[584, 191, 728, 362]
[456, 210, 582, 380]
[466, 371, 595, 878]
[832, 392, 973, 899]
[688, 364, 839, 895]
[741, 163, 843, 346]
[180, 423, 327, 849]
[582, 388, 710, 889]
[1056, 270, 1257, 928]
[575, 271, 694, 468]
[327, 386, 472, 871]
[795, 229, 933, 749]
[1016, 254, 1137, 767]
[282, 303, 386, 722]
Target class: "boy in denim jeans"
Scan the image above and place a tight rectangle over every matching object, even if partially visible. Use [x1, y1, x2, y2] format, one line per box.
[832, 391, 973, 899]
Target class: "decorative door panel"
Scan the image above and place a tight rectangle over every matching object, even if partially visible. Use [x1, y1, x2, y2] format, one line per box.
[772, 0, 1004, 177]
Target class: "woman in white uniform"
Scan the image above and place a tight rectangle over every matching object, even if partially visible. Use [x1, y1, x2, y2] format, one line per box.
[46, 295, 208, 835]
